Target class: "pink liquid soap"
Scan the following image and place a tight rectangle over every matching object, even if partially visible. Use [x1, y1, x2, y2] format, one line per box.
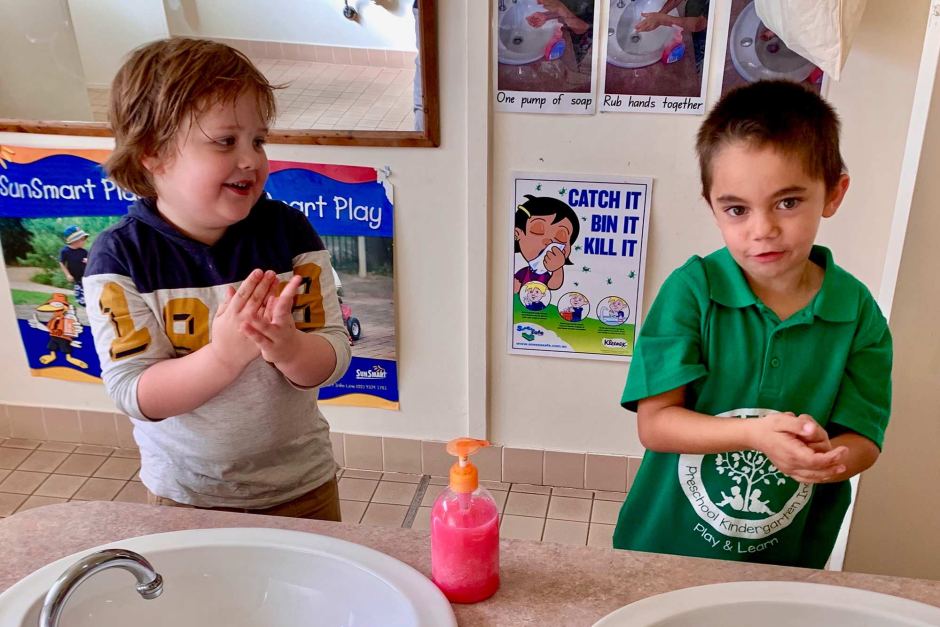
[430, 489, 500, 603]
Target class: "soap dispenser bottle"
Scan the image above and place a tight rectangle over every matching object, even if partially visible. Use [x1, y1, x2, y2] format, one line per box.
[430, 438, 500, 603]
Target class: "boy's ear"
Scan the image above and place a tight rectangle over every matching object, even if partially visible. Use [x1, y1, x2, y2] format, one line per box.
[823, 173, 850, 218]
[140, 153, 163, 176]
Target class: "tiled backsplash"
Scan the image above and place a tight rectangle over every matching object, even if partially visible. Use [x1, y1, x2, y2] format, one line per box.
[1, 404, 641, 493]
[210, 37, 418, 70]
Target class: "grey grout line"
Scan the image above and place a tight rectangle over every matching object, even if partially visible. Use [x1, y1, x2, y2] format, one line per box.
[401, 474, 431, 529]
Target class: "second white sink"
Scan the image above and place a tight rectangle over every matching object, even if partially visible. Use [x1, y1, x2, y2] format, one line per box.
[0, 528, 457, 627]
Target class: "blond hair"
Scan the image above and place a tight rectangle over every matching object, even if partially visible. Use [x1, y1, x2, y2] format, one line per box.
[104, 37, 279, 198]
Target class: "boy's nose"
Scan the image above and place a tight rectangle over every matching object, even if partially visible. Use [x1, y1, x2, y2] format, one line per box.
[753, 213, 780, 239]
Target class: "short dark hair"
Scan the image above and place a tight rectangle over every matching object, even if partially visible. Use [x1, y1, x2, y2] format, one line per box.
[514, 194, 581, 265]
[105, 37, 279, 198]
[696, 80, 845, 200]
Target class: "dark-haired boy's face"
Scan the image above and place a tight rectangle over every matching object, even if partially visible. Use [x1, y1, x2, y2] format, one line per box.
[707, 141, 848, 288]
[515, 215, 573, 262]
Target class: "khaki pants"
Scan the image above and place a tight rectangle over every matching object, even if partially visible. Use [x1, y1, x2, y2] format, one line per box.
[147, 476, 341, 522]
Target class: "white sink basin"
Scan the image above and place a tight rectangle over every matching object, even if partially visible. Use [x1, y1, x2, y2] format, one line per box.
[497, 0, 557, 65]
[0, 528, 457, 627]
[607, 0, 678, 69]
[594, 581, 940, 626]
[729, 1, 814, 82]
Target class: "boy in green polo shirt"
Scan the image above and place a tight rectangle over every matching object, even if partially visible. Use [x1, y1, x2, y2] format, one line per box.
[613, 80, 892, 568]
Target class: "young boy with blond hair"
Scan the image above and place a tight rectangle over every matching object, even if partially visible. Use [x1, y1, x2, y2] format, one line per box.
[85, 38, 350, 519]
[614, 80, 892, 567]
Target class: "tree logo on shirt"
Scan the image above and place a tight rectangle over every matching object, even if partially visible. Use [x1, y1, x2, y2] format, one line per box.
[677, 408, 815, 541]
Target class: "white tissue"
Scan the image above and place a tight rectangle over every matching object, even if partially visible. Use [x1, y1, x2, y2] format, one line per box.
[529, 242, 566, 275]
[755, 0, 868, 80]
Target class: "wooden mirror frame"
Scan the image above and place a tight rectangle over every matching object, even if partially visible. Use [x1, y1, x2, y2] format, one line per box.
[0, 0, 439, 148]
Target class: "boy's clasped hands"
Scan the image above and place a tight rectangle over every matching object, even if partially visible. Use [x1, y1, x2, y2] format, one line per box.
[752, 412, 848, 484]
[209, 269, 304, 375]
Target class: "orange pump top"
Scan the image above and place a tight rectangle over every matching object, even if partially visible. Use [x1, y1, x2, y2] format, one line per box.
[446, 438, 490, 494]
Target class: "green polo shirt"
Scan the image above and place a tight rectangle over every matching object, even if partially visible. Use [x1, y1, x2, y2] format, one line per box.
[613, 246, 891, 568]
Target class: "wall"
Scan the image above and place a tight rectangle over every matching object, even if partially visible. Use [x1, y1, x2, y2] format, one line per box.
[844, 6, 940, 579]
[0, 0, 91, 120]
[0, 1, 930, 456]
[164, 0, 417, 51]
[0, 0, 480, 444]
[67, 0, 170, 88]
[488, 0, 929, 456]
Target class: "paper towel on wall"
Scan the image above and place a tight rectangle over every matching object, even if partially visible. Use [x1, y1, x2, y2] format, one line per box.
[755, 0, 868, 80]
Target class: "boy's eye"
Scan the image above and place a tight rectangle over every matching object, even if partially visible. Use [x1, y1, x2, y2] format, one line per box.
[725, 206, 747, 217]
[254, 137, 268, 148]
[778, 197, 800, 210]
[214, 137, 236, 147]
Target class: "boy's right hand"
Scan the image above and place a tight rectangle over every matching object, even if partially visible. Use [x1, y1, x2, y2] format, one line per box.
[751, 413, 848, 484]
[207, 269, 277, 376]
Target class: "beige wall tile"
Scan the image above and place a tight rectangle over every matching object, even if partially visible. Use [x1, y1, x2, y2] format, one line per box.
[411, 506, 432, 531]
[344, 434, 383, 470]
[371, 481, 417, 506]
[330, 432, 345, 467]
[79, 411, 119, 446]
[591, 499, 622, 525]
[0, 447, 31, 470]
[16, 495, 67, 513]
[504, 491, 549, 518]
[55, 454, 107, 477]
[382, 437, 421, 474]
[34, 474, 87, 499]
[627, 456, 643, 491]
[38, 442, 77, 453]
[499, 514, 544, 541]
[337, 477, 378, 502]
[474, 444, 503, 482]
[0, 470, 48, 494]
[340, 499, 368, 524]
[585, 454, 628, 492]
[421, 440, 452, 477]
[0, 405, 10, 438]
[1, 438, 40, 450]
[360, 502, 406, 528]
[17, 451, 67, 473]
[588, 523, 615, 548]
[8, 406, 45, 441]
[0, 492, 28, 516]
[543, 451, 585, 488]
[547, 496, 592, 522]
[502, 448, 543, 485]
[332, 46, 352, 65]
[314, 46, 333, 63]
[71, 477, 125, 501]
[93, 457, 140, 480]
[542, 519, 589, 546]
[367, 49, 388, 67]
[43, 408, 81, 443]
[113, 481, 148, 504]
[421, 483, 447, 507]
[350, 47, 370, 66]
[114, 415, 137, 450]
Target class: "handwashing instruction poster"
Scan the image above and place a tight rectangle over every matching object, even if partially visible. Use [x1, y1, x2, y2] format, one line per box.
[494, 0, 601, 114]
[509, 171, 651, 361]
[601, 0, 717, 115]
[0, 145, 398, 409]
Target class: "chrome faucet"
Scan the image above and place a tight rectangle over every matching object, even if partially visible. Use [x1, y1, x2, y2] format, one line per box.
[499, 0, 506, 10]
[40, 548, 164, 627]
[617, 0, 626, 8]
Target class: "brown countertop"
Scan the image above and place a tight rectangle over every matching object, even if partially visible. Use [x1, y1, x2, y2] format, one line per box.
[1, 501, 938, 625]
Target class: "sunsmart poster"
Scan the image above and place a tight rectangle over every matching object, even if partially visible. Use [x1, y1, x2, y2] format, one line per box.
[509, 171, 651, 361]
[0, 145, 398, 409]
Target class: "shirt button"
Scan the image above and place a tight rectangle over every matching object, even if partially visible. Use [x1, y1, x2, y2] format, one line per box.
[770, 357, 781, 368]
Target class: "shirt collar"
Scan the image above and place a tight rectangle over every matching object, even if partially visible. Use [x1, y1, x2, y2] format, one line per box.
[705, 245, 857, 322]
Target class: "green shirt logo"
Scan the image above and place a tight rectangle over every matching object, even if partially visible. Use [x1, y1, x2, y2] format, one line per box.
[678, 409, 815, 543]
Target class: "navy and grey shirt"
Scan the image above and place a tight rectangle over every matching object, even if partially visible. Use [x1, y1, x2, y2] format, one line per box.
[84, 197, 351, 508]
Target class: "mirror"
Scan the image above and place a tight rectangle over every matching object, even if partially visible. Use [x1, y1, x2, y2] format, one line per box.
[0, 0, 439, 147]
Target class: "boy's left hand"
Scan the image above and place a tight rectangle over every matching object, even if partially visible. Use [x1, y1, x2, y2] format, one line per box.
[241, 274, 303, 365]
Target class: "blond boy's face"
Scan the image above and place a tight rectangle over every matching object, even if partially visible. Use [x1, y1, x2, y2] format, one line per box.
[707, 141, 848, 289]
[143, 90, 270, 245]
